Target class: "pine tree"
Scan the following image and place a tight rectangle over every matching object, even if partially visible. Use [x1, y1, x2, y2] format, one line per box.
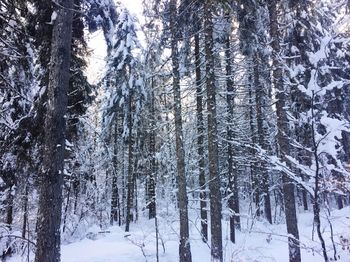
[34, 0, 74, 261]
[268, 1, 301, 261]
[102, 6, 145, 232]
[169, 0, 192, 261]
[204, 1, 223, 261]
[194, 16, 208, 243]
[224, 9, 241, 243]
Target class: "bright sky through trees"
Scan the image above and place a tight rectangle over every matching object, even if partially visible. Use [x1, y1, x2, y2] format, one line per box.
[119, 0, 143, 15]
[86, 0, 143, 84]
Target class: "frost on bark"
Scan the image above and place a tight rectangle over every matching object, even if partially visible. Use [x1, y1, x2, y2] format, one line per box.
[268, 2, 301, 262]
[170, 0, 192, 261]
[148, 80, 157, 220]
[225, 28, 240, 243]
[205, 1, 223, 261]
[34, 0, 73, 261]
[194, 27, 208, 243]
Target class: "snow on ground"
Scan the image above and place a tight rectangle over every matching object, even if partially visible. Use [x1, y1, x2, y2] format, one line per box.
[9, 206, 350, 262]
[62, 226, 147, 262]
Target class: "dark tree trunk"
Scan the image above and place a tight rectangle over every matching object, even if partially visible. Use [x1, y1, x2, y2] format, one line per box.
[111, 122, 120, 225]
[268, 3, 301, 262]
[148, 129, 157, 219]
[225, 33, 240, 243]
[122, 142, 127, 224]
[301, 176, 309, 211]
[6, 187, 14, 226]
[253, 55, 272, 224]
[125, 92, 134, 232]
[336, 195, 343, 210]
[248, 80, 260, 216]
[148, 78, 157, 219]
[62, 182, 72, 233]
[2, 184, 14, 259]
[22, 183, 29, 239]
[34, 0, 73, 261]
[204, 1, 223, 261]
[170, 0, 192, 261]
[134, 159, 138, 222]
[110, 172, 120, 224]
[194, 29, 208, 243]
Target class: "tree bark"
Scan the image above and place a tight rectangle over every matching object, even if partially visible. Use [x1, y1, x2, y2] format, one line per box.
[2, 184, 14, 259]
[170, 0, 192, 261]
[204, 1, 223, 261]
[225, 33, 240, 243]
[248, 78, 260, 216]
[125, 91, 134, 232]
[194, 29, 208, 243]
[268, 2, 301, 262]
[253, 55, 272, 224]
[34, 0, 73, 261]
[311, 92, 328, 262]
[22, 183, 29, 239]
[110, 123, 120, 225]
[148, 78, 157, 219]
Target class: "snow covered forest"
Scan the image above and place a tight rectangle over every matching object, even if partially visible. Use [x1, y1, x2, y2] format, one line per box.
[1, 0, 350, 261]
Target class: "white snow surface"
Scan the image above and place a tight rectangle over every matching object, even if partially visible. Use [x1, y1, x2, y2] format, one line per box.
[9, 207, 350, 262]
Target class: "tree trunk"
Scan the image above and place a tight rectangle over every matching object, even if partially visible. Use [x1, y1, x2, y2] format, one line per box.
[225, 33, 240, 243]
[2, 184, 14, 259]
[62, 181, 72, 233]
[170, 0, 192, 261]
[268, 3, 301, 262]
[248, 78, 260, 216]
[110, 172, 120, 224]
[22, 183, 29, 239]
[336, 195, 343, 210]
[311, 92, 328, 262]
[34, 0, 73, 261]
[125, 92, 134, 232]
[111, 122, 120, 225]
[195, 29, 208, 243]
[148, 78, 157, 219]
[253, 55, 272, 224]
[204, 1, 223, 261]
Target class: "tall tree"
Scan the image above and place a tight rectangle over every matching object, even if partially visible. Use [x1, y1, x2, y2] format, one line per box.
[237, 0, 272, 223]
[268, 1, 301, 261]
[34, 0, 73, 261]
[224, 12, 241, 242]
[169, 0, 192, 261]
[204, 1, 223, 261]
[194, 22, 208, 243]
[101, 6, 144, 231]
[0, 2, 34, 257]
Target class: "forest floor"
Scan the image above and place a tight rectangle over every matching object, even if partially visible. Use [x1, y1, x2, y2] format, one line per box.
[9, 206, 350, 262]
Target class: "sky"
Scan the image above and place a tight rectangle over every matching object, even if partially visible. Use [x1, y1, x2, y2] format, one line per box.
[119, 0, 143, 16]
[86, 0, 143, 84]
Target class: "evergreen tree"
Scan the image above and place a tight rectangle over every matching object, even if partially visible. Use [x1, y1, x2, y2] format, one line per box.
[34, 0, 74, 261]
[169, 0, 192, 260]
[204, 1, 223, 261]
[102, 6, 145, 232]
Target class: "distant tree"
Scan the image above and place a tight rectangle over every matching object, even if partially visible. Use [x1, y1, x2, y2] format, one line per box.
[102, 6, 145, 232]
